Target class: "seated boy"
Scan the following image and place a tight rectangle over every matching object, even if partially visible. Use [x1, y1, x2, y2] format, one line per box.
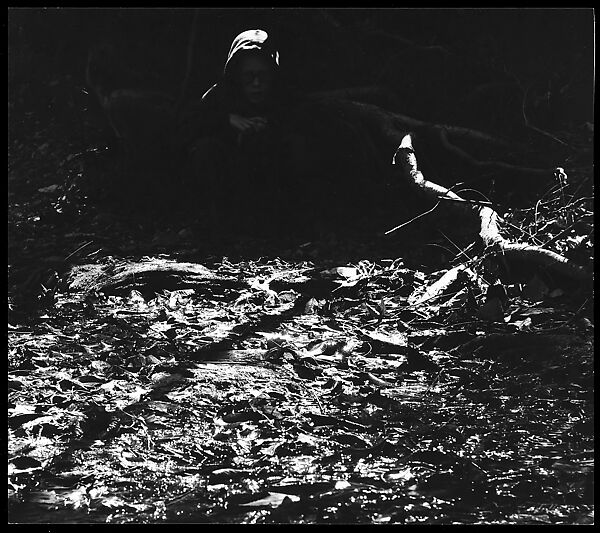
[179, 29, 309, 237]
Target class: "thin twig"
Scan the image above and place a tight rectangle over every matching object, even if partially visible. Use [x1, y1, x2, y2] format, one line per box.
[534, 198, 542, 228]
[540, 216, 591, 249]
[384, 201, 441, 235]
[437, 196, 494, 207]
[454, 188, 495, 204]
[521, 84, 568, 147]
[438, 230, 474, 263]
[424, 368, 444, 395]
[427, 242, 462, 259]
[450, 241, 477, 265]
[502, 219, 545, 246]
[64, 240, 94, 262]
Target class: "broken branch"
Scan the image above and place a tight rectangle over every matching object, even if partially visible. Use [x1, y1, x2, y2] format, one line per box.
[392, 134, 592, 282]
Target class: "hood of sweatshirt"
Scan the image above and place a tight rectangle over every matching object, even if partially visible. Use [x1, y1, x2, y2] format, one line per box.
[200, 28, 294, 122]
[223, 29, 280, 77]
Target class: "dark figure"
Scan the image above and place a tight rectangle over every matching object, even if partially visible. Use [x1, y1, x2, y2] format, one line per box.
[87, 30, 378, 234]
[178, 29, 313, 237]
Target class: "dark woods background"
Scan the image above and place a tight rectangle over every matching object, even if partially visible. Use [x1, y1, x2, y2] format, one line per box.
[7, 7, 594, 233]
[9, 8, 594, 130]
[7, 11, 595, 525]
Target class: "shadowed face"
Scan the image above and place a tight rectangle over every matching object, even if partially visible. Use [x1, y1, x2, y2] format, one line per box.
[237, 52, 274, 106]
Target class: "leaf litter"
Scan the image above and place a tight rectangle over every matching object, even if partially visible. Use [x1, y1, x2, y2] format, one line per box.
[9, 247, 594, 524]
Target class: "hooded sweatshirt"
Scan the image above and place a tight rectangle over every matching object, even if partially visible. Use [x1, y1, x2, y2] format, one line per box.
[196, 29, 286, 140]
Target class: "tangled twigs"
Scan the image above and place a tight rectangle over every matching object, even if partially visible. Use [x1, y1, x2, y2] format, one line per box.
[478, 207, 591, 281]
[392, 134, 592, 282]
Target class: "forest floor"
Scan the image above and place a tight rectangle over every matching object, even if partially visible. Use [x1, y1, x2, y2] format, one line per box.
[8, 81, 594, 524]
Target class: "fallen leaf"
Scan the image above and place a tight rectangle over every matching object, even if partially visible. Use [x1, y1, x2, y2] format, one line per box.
[304, 338, 346, 356]
[9, 404, 37, 416]
[365, 372, 394, 388]
[294, 361, 321, 380]
[22, 415, 64, 431]
[383, 467, 415, 483]
[548, 288, 564, 298]
[332, 431, 372, 448]
[511, 317, 532, 331]
[9, 456, 42, 470]
[261, 440, 284, 456]
[128, 290, 146, 306]
[304, 297, 322, 314]
[38, 184, 59, 193]
[209, 468, 251, 483]
[64, 485, 90, 509]
[363, 330, 408, 349]
[239, 492, 300, 508]
[321, 266, 359, 280]
[297, 433, 320, 446]
[58, 378, 89, 391]
[28, 490, 60, 506]
[334, 480, 351, 490]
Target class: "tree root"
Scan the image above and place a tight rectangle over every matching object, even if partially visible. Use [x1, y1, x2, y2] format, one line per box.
[309, 95, 514, 151]
[64, 258, 336, 299]
[436, 127, 556, 179]
[393, 134, 592, 282]
[308, 94, 566, 187]
[65, 259, 245, 294]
